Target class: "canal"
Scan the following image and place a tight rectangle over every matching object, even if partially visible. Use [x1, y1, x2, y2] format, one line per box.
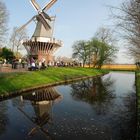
[0, 72, 136, 140]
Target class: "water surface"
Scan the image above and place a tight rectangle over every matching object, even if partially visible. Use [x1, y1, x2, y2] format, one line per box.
[0, 72, 136, 140]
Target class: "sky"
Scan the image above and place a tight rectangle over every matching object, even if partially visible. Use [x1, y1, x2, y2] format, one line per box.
[4, 0, 134, 64]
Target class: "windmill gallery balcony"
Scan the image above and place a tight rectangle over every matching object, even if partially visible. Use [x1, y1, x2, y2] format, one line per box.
[23, 37, 62, 63]
[23, 37, 62, 54]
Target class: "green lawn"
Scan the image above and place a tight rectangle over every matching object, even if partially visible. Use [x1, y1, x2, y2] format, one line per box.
[0, 67, 108, 95]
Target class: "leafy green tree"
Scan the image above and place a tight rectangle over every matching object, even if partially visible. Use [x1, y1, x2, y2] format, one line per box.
[89, 39, 100, 67]
[89, 27, 118, 68]
[72, 40, 89, 67]
[0, 47, 14, 60]
[90, 38, 117, 68]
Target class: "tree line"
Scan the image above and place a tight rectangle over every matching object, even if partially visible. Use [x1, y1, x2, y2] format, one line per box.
[72, 27, 118, 68]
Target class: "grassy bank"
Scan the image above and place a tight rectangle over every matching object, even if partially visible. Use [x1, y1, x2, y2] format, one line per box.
[0, 67, 108, 95]
[136, 71, 140, 139]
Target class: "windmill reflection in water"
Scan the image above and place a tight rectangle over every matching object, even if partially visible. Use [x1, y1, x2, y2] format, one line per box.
[18, 87, 62, 138]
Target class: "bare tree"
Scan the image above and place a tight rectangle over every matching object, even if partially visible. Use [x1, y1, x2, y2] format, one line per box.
[111, 0, 140, 60]
[95, 27, 117, 46]
[10, 27, 28, 53]
[72, 40, 89, 67]
[0, 1, 8, 46]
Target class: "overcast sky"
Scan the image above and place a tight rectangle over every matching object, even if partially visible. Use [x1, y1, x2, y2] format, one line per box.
[4, 0, 134, 64]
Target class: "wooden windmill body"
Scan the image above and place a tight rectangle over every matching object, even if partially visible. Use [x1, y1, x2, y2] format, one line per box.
[18, 0, 62, 65]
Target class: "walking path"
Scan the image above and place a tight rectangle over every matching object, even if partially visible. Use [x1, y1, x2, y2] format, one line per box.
[0, 64, 28, 73]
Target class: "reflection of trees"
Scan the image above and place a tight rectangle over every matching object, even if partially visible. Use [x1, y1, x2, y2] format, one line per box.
[0, 101, 9, 135]
[71, 76, 115, 114]
[71, 74, 136, 139]
[19, 87, 62, 138]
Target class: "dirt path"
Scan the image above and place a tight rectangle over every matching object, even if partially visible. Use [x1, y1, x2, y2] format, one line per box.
[0, 64, 28, 73]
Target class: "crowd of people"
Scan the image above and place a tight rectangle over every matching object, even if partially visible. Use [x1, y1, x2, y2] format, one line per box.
[11, 57, 47, 71]
[28, 58, 46, 71]
[0, 57, 82, 71]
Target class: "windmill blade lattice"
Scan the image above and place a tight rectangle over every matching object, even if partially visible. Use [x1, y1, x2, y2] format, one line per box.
[16, 16, 36, 32]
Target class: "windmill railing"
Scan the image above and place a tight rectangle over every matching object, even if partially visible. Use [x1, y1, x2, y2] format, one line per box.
[22, 37, 62, 46]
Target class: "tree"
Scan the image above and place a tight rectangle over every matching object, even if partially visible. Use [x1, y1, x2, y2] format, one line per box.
[90, 27, 118, 68]
[89, 39, 101, 67]
[95, 27, 117, 45]
[10, 27, 28, 53]
[72, 27, 118, 68]
[0, 1, 8, 45]
[72, 40, 89, 67]
[90, 38, 117, 68]
[0, 47, 14, 60]
[111, 0, 140, 60]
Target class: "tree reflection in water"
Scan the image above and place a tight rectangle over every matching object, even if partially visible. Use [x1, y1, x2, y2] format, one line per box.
[71, 73, 136, 140]
[71, 76, 115, 115]
[18, 87, 62, 138]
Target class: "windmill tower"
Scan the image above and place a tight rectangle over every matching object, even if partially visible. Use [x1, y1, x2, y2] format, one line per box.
[17, 0, 62, 65]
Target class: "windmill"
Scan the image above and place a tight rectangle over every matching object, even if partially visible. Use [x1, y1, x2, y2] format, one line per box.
[17, 0, 62, 65]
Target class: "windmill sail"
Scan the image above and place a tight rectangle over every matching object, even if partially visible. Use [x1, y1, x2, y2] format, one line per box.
[43, 0, 57, 11]
[16, 16, 36, 32]
[30, 0, 41, 11]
